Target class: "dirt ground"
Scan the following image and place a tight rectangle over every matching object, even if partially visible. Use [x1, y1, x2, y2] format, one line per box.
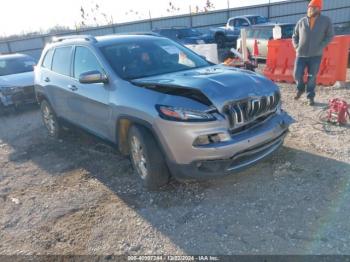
[0, 70, 349, 256]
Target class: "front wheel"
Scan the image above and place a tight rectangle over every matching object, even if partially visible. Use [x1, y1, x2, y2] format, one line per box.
[40, 100, 62, 138]
[128, 125, 170, 190]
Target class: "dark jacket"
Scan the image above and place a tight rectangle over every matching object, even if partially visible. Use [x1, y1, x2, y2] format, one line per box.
[292, 15, 334, 57]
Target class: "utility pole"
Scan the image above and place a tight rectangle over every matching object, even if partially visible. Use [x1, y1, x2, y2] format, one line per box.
[267, 0, 271, 19]
[149, 10, 153, 30]
[110, 16, 116, 34]
[227, 0, 230, 21]
[189, 5, 193, 28]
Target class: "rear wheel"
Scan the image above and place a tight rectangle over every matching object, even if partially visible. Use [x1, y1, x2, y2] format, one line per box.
[40, 100, 62, 138]
[128, 125, 170, 190]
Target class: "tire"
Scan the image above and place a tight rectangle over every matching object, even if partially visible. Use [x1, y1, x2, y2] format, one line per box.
[40, 100, 62, 138]
[128, 125, 170, 190]
[215, 34, 226, 49]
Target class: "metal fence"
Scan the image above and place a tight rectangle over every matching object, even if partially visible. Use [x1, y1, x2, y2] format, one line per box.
[0, 0, 349, 60]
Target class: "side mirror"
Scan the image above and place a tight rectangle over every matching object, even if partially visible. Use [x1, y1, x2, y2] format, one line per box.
[79, 70, 108, 84]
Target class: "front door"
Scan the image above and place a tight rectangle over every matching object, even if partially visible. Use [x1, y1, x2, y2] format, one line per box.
[69, 46, 111, 139]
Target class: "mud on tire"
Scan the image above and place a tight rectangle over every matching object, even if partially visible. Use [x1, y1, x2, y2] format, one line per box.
[40, 100, 63, 139]
[128, 125, 170, 190]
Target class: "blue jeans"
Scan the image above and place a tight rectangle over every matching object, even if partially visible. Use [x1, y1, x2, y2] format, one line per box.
[293, 56, 322, 99]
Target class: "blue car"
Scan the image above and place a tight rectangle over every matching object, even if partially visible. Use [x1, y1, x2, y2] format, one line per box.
[152, 27, 214, 45]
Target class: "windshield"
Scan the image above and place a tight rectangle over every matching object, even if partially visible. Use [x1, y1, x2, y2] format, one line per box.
[179, 29, 202, 37]
[0, 57, 35, 76]
[100, 38, 210, 80]
[248, 16, 269, 25]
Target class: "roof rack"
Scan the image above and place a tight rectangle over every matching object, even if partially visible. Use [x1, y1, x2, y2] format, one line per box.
[52, 35, 97, 43]
[117, 32, 161, 37]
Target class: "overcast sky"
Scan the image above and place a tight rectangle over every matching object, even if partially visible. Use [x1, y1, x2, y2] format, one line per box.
[0, 0, 284, 36]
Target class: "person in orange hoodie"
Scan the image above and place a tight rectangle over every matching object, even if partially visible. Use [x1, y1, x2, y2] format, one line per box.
[292, 0, 334, 106]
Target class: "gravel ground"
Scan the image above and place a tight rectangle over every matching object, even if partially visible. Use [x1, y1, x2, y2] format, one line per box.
[0, 70, 349, 256]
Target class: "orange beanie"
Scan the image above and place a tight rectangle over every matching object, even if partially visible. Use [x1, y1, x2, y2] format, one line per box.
[308, 0, 323, 10]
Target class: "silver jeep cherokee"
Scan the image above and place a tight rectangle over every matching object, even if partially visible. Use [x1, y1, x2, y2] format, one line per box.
[35, 34, 293, 189]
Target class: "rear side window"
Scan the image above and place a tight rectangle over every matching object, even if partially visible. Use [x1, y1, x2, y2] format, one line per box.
[42, 49, 54, 69]
[73, 46, 103, 79]
[52, 46, 72, 76]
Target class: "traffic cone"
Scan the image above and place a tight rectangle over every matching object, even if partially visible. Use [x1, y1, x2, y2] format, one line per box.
[253, 39, 259, 57]
[253, 39, 259, 67]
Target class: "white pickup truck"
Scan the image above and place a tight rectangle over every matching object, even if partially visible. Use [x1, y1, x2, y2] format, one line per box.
[210, 15, 270, 48]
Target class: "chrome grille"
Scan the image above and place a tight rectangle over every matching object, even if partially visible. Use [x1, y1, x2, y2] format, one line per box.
[224, 92, 280, 129]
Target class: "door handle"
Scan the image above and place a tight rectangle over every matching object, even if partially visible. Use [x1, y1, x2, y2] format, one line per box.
[44, 77, 50, 83]
[68, 85, 78, 91]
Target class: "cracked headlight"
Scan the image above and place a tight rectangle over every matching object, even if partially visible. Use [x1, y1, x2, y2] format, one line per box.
[156, 105, 217, 122]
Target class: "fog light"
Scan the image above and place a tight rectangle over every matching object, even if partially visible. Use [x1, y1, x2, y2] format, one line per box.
[193, 132, 230, 146]
[194, 135, 210, 146]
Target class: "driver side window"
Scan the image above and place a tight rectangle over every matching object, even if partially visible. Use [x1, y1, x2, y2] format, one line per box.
[74, 46, 103, 79]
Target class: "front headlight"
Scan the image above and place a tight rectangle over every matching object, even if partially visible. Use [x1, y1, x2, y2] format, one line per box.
[156, 105, 217, 122]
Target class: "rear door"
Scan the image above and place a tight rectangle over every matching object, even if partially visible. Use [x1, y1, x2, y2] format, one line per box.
[48, 46, 74, 119]
[69, 46, 111, 139]
[37, 48, 54, 103]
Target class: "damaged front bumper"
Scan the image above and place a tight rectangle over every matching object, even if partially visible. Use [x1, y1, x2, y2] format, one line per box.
[158, 111, 294, 179]
[0, 86, 36, 107]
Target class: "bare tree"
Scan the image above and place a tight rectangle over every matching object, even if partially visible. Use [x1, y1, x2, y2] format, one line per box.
[166, 1, 181, 14]
[79, 1, 115, 28]
[193, 0, 215, 14]
[47, 25, 71, 34]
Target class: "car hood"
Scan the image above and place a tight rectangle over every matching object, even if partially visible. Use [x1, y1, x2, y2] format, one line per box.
[0, 71, 34, 88]
[132, 65, 279, 111]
